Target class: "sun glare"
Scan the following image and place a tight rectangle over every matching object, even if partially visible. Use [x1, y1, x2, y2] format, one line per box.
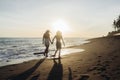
[52, 20, 71, 34]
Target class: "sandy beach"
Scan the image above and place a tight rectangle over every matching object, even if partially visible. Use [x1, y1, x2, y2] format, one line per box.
[0, 35, 120, 80]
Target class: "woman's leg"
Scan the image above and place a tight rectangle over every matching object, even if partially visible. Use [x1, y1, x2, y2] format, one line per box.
[45, 45, 49, 57]
[58, 49, 61, 58]
[54, 49, 58, 57]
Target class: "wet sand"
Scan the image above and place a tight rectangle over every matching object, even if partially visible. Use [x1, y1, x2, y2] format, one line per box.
[0, 35, 120, 80]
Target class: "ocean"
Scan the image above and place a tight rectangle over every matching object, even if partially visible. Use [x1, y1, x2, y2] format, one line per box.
[0, 38, 89, 67]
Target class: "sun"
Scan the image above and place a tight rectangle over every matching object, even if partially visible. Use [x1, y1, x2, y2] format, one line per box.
[52, 20, 70, 34]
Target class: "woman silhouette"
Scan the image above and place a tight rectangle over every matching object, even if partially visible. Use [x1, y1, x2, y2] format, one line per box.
[42, 30, 52, 57]
[52, 31, 65, 58]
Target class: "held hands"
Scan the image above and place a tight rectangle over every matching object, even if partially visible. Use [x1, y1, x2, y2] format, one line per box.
[51, 40, 54, 44]
[51, 41, 53, 44]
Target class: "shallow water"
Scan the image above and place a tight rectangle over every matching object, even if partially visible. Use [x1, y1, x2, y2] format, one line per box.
[0, 38, 89, 67]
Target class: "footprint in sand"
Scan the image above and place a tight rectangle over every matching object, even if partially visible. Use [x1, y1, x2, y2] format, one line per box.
[98, 56, 102, 58]
[9, 69, 14, 71]
[77, 66, 80, 68]
[79, 74, 89, 80]
[100, 74, 110, 80]
[77, 59, 83, 61]
[30, 74, 40, 80]
[73, 70, 77, 73]
[87, 66, 97, 72]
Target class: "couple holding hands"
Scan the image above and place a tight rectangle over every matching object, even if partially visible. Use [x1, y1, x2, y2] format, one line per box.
[42, 30, 65, 58]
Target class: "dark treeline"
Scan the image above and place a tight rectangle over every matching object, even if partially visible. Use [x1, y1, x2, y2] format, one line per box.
[113, 15, 120, 31]
[108, 15, 120, 36]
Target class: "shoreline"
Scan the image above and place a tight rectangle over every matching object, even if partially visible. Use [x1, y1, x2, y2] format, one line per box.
[0, 35, 120, 80]
[0, 38, 88, 68]
[0, 48, 84, 68]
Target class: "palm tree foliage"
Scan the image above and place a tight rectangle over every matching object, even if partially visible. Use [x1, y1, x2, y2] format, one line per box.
[113, 15, 120, 31]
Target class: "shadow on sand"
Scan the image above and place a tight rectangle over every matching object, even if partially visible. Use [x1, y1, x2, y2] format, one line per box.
[9, 59, 45, 80]
[68, 67, 73, 80]
[47, 58, 63, 80]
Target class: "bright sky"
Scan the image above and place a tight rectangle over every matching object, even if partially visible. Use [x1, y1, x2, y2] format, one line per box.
[0, 0, 120, 38]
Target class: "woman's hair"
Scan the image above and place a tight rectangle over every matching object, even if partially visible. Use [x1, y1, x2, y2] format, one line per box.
[56, 31, 62, 39]
[44, 30, 50, 38]
[45, 30, 50, 33]
[56, 31, 62, 36]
